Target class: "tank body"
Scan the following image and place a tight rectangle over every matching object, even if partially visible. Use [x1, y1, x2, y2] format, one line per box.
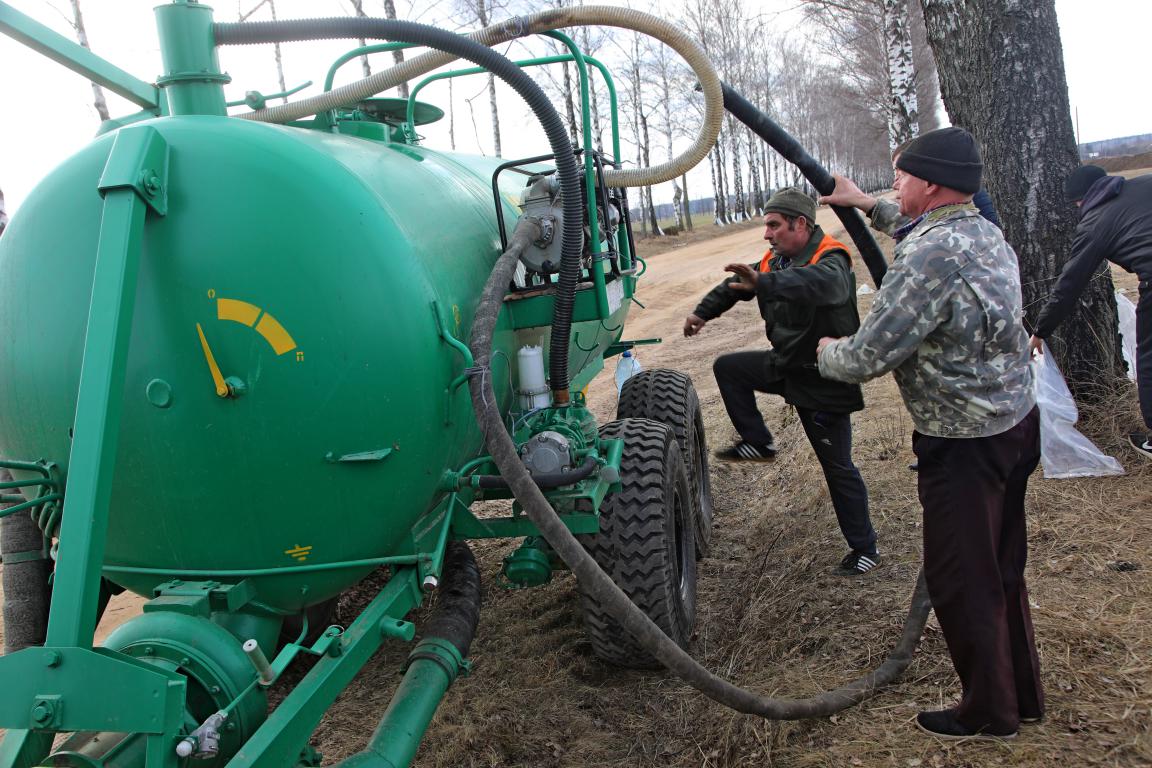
[0, 116, 622, 610]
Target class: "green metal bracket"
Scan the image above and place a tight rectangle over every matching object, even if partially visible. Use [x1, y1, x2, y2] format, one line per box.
[0, 2, 160, 110]
[0, 647, 186, 768]
[43, 124, 169, 654]
[226, 569, 424, 768]
[604, 337, 663, 358]
[143, 579, 257, 617]
[98, 124, 170, 215]
[227, 80, 313, 110]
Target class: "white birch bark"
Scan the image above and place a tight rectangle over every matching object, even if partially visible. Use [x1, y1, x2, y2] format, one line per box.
[882, 0, 919, 149]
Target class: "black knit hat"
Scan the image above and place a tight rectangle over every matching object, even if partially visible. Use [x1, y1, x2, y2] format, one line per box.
[895, 127, 983, 194]
[1064, 165, 1106, 203]
[764, 187, 816, 224]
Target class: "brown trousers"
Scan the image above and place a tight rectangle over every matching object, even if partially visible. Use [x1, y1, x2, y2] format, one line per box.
[913, 406, 1044, 732]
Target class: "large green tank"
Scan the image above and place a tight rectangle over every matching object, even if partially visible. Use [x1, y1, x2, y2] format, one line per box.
[0, 114, 626, 611]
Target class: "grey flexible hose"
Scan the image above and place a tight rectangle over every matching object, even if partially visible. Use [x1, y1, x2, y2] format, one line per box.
[229, 6, 723, 190]
[469, 231, 933, 719]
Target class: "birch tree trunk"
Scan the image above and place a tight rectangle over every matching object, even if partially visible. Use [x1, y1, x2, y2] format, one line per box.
[882, 0, 919, 148]
[382, 0, 408, 97]
[920, 0, 1124, 392]
[681, 173, 693, 231]
[640, 113, 662, 235]
[267, 0, 287, 101]
[69, 0, 109, 121]
[729, 119, 747, 221]
[348, 0, 371, 78]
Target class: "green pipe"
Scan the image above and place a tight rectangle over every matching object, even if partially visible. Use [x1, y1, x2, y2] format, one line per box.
[154, 1, 227, 116]
[0, 1, 159, 110]
[0, 479, 51, 490]
[334, 640, 465, 768]
[0, 494, 60, 519]
[324, 42, 416, 92]
[103, 553, 426, 579]
[0, 459, 52, 474]
[540, 31, 609, 319]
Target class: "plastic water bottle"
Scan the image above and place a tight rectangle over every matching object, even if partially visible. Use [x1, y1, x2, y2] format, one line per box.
[614, 349, 642, 394]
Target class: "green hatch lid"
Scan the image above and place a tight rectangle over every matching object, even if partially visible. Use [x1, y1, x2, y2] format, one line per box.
[353, 98, 445, 126]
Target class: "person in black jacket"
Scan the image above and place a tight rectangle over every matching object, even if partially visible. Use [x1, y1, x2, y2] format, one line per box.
[683, 187, 878, 574]
[1029, 165, 1152, 459]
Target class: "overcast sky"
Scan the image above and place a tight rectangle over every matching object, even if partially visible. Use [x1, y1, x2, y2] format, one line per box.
[1, 0, 1149, 214]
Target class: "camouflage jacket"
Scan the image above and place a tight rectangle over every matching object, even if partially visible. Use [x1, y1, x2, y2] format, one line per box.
[818, 199, 1035, 438]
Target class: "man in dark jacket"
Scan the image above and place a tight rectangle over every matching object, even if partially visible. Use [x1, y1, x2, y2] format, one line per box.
[683, 187, 878, 574]
[1029, 165, 1152, 458]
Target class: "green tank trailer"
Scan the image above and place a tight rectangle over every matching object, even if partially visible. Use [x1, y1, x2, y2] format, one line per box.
[0, 4, 715, 767]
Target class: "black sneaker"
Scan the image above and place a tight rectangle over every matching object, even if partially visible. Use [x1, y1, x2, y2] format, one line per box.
[1128, 432, 1152, 461]
[915, 709, 1017, 741]
[714, 440, 776, 462]
[837, 550, 879, 576]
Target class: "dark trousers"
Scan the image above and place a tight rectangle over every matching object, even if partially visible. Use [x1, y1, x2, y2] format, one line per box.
[914, 406, 1044, 732]
[1136, 282, 1152, 430]
[714, 351, 876, 554]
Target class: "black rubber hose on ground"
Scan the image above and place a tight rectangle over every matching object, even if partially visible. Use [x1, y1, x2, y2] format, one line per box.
[213, 17, 582, 403]
[721, 82, 888, 289]
[1, 471, 52, 655]
[421, 541, 482, 659]
[470, 218, 933, 721]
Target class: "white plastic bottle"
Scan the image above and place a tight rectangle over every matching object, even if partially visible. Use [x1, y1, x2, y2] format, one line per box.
[614, 349, 642, 394]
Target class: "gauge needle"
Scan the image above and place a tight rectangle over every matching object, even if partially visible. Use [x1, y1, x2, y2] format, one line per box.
[196, 323, 230, 398]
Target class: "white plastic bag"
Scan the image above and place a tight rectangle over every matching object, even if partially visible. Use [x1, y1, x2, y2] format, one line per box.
[1033, 342, 1124, 479]
[1115, 290, 1138, 382]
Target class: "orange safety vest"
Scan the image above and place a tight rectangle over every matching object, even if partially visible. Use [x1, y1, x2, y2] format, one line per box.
[758, 233, 851, 273]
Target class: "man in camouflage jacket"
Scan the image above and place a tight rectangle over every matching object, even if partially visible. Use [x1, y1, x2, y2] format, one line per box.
[817, 127, 1042, 740]
[684, 187, 879, 576]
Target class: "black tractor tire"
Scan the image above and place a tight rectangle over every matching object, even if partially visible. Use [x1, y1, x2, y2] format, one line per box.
[577, 417, 697, 668]
[1, 470, 52, 655]
[617, 368, 714, 557]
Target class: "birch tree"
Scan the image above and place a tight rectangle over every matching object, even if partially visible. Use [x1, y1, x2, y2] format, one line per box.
[454, 0, 503, 156]
[881, 0, 919, 148]
[920, 0, 1124, 391]
[347, 0, 371, 78]
[42, 0, 110, 121]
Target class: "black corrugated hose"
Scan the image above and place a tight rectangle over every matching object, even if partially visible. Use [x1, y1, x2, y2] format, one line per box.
[213, 17, 583, 402]
[720, 82, 889, 289]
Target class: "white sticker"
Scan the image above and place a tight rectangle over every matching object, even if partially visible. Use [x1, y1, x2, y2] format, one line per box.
[606, 280, 624, 314]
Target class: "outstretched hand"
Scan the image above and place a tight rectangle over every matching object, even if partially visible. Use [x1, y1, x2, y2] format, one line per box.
[818, 174, 876, 214]
[724, 263, 757, 292]
[684, 313, 706, 337]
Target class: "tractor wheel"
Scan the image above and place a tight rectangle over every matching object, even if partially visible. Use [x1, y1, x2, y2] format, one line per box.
[617, 369, 714, 557]
[577, 418, 696, 668]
